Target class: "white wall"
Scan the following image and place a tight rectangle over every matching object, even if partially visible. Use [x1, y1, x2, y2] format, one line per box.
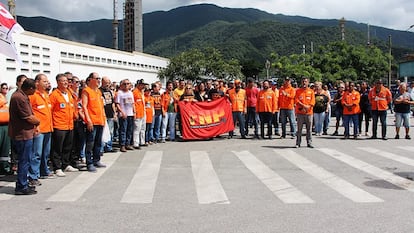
[0, 31, 169, 88]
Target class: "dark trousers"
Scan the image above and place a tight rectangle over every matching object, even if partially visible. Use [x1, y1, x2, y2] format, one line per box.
[358, 110, 371, 133]
[13, 139, 33, 191]
[72, 120, 86, 165]
[371, 110, 387, 138]
[51, 129, 73, 171]
[259, 112, 273, 138]
[245, 107, 258, 136]
[85, 125, 103, 166]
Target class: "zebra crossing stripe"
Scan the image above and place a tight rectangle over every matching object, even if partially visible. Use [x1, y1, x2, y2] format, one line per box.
[275, 150, 383, 203]
[190, 151, 229, 204]
[121, 151, 162, 204]
[359, 147, 414, 167]
[0, 181, 15, 201]
[233, 150, 314, 204]
[397, 146, 414, 152]
[317, 148, 414, 192]
[47, 152, 121, 202]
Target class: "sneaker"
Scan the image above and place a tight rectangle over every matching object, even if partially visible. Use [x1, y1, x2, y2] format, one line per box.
[94, 161, 107, 168]
[161, 139, 166, 143]
[55, 169, 66, 177]
[307, 144, 314, 148]
[332, 131, 338, 136]
[406, 135, 411, 140]
[395, 134, 400, 139]
[133, 146, 141, 150]
[295, 144, 300, 148]
[382, 137, 388, 140]
[365, 132, 370, 137]
[126, 145, 134, 150]
[29, 179, 42, 186]
[64, 165, 79, 172]
[15, 188, 37, 195]
[87, 164, 97, 172]
[105, 148, 118, 153]
[120, 146, 127, 152]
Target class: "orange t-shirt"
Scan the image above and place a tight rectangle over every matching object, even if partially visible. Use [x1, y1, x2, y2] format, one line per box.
[133, 88, 145, 118]
[145, 95, 154, 124]
[278, 84, 295, 110]
[295, 87, 315, 115]
[30, 90, 53, 133]
[368, 86, 392, 111]
[49, 88, 75, 130]
[82, 86, 106, 126]
[256, 88, 278, 113]
[0, 94, 9, 124]
[341, 90, 361, 115]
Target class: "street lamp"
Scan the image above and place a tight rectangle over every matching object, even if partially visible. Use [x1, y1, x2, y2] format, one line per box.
[265, 60, 271, 80]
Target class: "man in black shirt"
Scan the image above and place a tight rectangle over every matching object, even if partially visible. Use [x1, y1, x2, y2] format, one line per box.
[100, 77, 118, 152]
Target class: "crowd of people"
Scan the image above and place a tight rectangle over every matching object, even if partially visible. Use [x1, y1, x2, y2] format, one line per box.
[0, 71, 412, 195]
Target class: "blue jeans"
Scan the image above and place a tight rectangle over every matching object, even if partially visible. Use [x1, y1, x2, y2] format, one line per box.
[230, 111, 246, 137]
[162, 112, 177, 140]
[343, 114, 359, 137]
[29, 132, 51, 179]
[313, 112, 325, 134]
[13, 139, 33, 191]
[119, 116, 134, 146]
[371, 110, 387, 138]
[280, 109, 296, 137]
[85, 125, 103, 166]
[152, 114, 162, 141]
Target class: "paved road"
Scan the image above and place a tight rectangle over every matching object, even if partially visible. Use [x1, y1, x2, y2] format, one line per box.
[1, 116, 414, 233]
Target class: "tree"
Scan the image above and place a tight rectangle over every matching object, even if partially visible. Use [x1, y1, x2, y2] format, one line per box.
[158, 47, 244, 81]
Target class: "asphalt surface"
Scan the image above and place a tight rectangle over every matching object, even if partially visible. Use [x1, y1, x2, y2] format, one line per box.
[1, 114, 414, 233]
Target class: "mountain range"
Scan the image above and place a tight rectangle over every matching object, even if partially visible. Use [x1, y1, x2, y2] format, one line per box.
[16, 3, 414, 62]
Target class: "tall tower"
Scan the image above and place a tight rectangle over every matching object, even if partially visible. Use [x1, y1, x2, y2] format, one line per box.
[112, 0, 119, 49]
[339, 17, 346, 41]
[123, 0, 143, 52]
[7, 0, 16, 19]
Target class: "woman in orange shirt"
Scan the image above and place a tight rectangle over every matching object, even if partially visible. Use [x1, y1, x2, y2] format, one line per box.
[144, 88, 154, 145]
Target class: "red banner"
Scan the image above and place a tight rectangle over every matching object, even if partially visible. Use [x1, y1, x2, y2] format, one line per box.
[178, 98, 234, 140]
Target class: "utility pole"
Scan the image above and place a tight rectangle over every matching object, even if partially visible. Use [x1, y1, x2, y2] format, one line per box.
[7, 0, 16, 20]
[388, 35, 392, 87]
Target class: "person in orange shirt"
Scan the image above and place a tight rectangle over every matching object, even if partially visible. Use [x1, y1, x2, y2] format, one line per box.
[144, 88, 154, 145]
[228, 79, 247, 139]
[161, 81, 177, 142]
[82, 72, 106, 172]
[50, 74, 76, 177]
[133, 79, 147, 148]
[295, 77, 315, 148]
[279, 77, 296, 138]
[257, 80, 278, 139]
[341, 82, 361, 139]
[271, 81, 280, 136]
[368, 79, 392, 140]
[29, 74, 54, 184]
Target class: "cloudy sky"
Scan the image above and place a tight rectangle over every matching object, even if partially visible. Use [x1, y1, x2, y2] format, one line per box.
[1, 0, 414, 31]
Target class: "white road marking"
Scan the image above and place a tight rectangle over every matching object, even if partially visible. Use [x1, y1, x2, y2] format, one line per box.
[318, 148, 414, 192]
[121, 151, 162, 204]
[0, 181, 16, 201]
[359, 147, 414, 167]
[47, 152, 121, 202]
[275, 149, 383, 203]
[190, 151, 229, 204]
[233, 150, 314, 204]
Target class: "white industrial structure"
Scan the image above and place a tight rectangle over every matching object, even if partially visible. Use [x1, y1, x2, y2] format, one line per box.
[0, 31, 169, 87]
